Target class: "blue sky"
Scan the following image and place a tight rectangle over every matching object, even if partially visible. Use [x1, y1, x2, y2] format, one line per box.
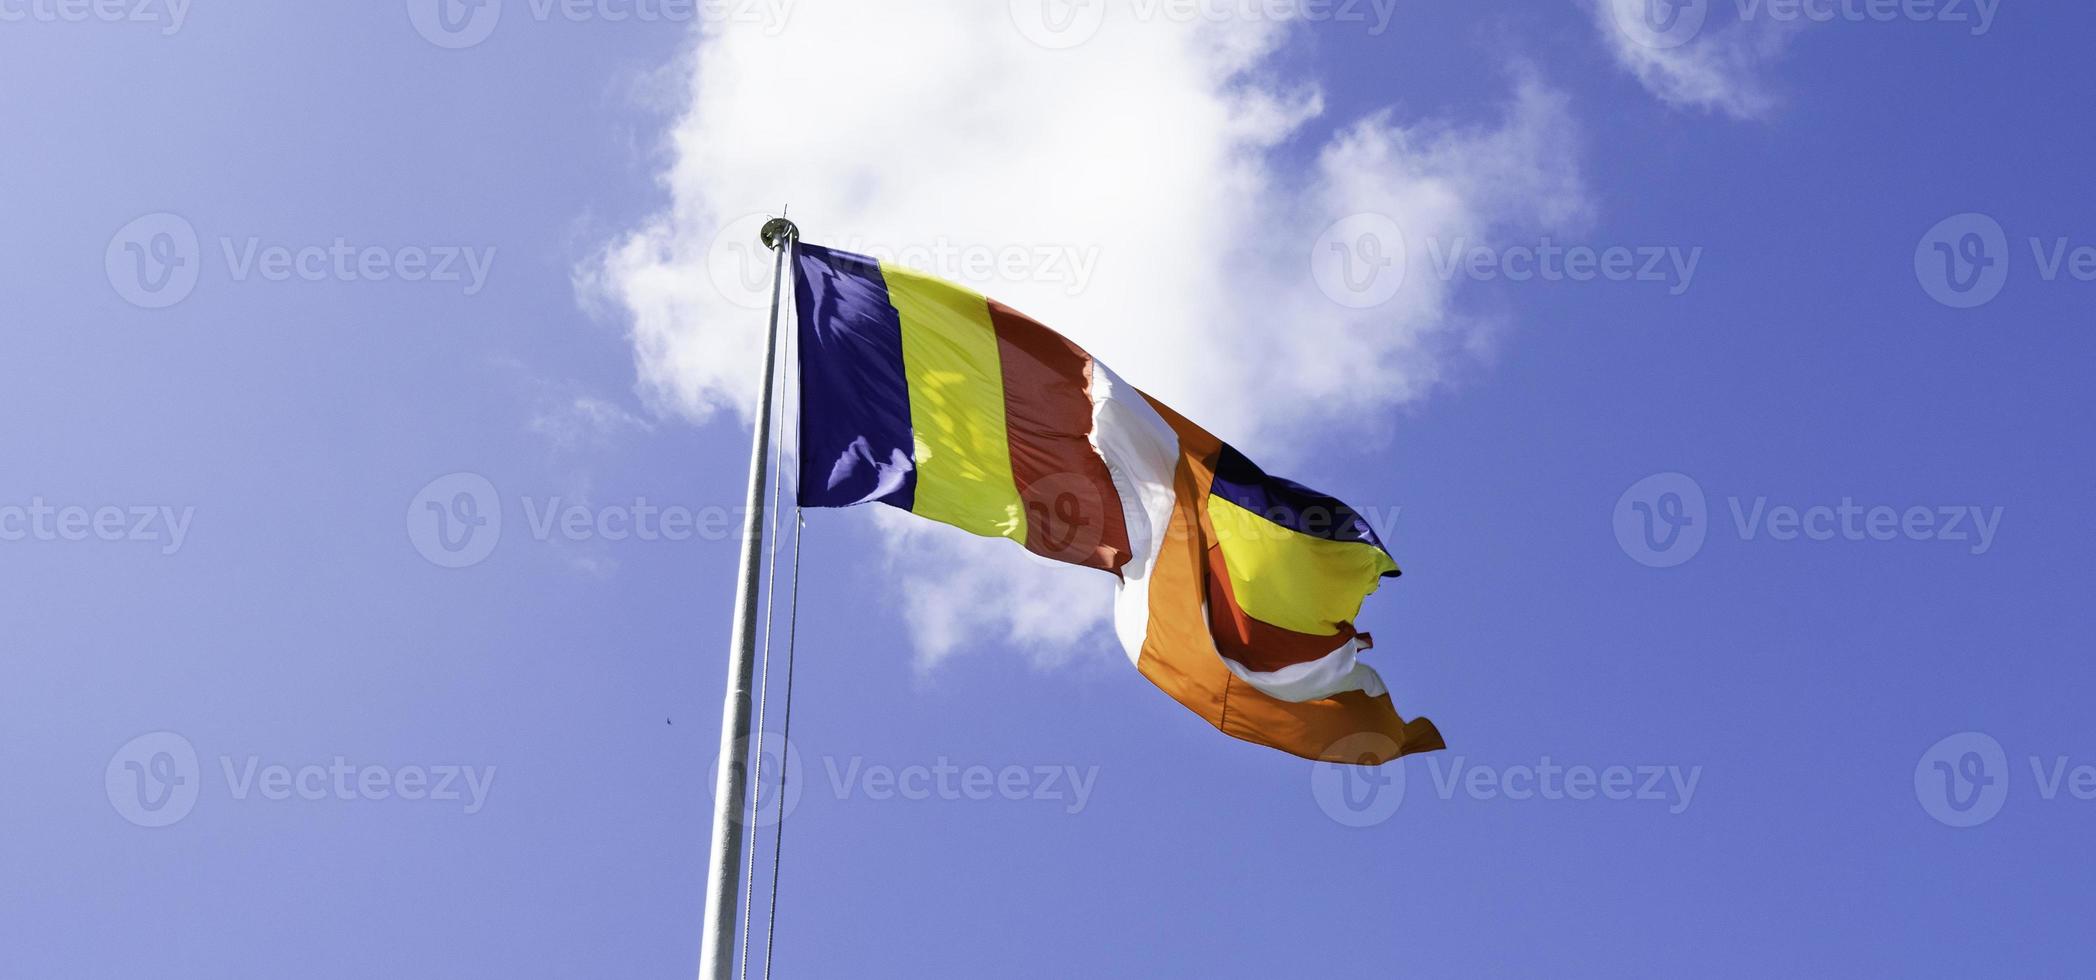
[4, 2, 2094, 976]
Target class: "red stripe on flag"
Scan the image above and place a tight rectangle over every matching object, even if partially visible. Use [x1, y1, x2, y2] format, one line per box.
[989, 300, 1131, 573]
[1203, 544, 1359, 672]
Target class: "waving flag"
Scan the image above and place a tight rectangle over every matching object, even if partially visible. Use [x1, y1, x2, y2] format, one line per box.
[792, 243, 1442, 764]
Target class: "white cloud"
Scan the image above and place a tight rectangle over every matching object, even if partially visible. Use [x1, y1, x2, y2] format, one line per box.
[871, 506, 1113, 675]
[594, 1, 1589, 671]
[1592, 0, 1802, 119]
[530, 394, 655, 453]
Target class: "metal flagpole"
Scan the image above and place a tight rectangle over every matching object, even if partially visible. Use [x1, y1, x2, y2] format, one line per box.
[699, 215, 798, 980]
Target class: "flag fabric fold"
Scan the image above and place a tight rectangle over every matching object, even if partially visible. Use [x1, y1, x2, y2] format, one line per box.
[791, 242, 1442, 765]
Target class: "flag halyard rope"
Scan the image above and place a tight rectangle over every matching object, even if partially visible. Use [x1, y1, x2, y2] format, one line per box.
[741, 232, 802, 980]
[760, 308, 807, 980]
[741, 254, 796, 980]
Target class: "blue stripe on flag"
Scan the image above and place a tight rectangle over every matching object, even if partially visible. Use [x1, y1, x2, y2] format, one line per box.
[793, 244, 917, 511]
[1209, 444, 1394, 563]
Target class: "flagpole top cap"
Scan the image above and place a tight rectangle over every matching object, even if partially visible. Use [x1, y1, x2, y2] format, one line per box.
[760, 217, 799, 251]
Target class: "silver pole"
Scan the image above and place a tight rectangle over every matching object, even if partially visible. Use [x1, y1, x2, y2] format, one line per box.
[699, 216, 798, 980]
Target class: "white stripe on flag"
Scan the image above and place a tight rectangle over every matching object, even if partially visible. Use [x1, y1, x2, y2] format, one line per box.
[1087, 363, 1181, 667]
[1217, 635, 1389, 703]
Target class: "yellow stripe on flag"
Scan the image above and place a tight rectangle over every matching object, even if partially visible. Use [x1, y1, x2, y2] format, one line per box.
[882, 263, 1027, 543]
[1206, 495, 1397, 634]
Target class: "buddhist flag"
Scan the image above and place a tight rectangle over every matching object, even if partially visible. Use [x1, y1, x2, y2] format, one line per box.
[791, 243, 1443, 765]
